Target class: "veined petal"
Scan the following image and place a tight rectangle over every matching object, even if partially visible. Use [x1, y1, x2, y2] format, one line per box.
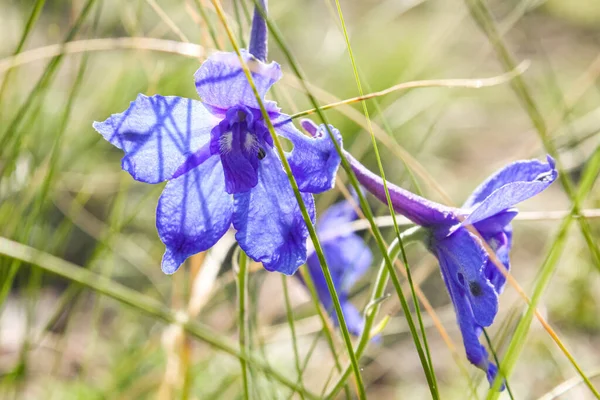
[434, 228, 498, 327]
[93, 95, 218, 183]
[439, 257, 501, 387]
[194, 50, 281, 112]
[345, 151, 457, 227]
[274, 117, 342, 194]
[157, 157, 233, 274]
[232, 147, 314, 275]
[462, 156, 557, 225]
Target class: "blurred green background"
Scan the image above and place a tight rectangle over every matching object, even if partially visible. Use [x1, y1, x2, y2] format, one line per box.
[1, 0, 599, 398]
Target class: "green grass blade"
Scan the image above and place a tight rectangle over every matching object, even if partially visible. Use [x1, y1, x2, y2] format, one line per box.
[236, 249, 251, 399]
[0, 0, 47, 116]
[281, 275, 306, 400]
[330, 2, 439, 396]
[0, 0, 98, 171]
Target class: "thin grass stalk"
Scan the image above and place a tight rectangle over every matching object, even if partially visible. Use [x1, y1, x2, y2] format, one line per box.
[332, 0, 438, 395]
[486, 215, 572, 397]
[209, 1, 367, 396]
[193, 0, 220, 48]
[482, 329, 514, 400]
[0, 0, 47, 117]
[0, 0, 97, 162]
[298, 266, 353, 400]
[249, 2, 447, 396]
[236, 249, 251, 399]
[232, 0, 246, 48]
[281, 275, 306, 400]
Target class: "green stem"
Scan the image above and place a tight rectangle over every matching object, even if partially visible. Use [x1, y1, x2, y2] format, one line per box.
[482, 329, 514, 400]
[281, 276, 306, 400]
[0, 0, 47, 118]
[237, 249, 251, 399]
[299, 265, 352, 400]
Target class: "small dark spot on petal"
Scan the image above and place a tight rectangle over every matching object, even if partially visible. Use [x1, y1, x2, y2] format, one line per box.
[257, 147, 266, 160]
[469, 281, 483, 297]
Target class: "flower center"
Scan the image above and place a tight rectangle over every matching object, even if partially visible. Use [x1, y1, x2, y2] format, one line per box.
[210, 106, 273, 194]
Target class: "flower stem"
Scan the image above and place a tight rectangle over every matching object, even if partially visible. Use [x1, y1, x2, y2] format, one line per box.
[236, 249, 251, 399]
[281, 275, 306, 400]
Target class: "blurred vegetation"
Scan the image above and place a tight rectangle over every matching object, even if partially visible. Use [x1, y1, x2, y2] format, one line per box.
[0, 0, 599, 399]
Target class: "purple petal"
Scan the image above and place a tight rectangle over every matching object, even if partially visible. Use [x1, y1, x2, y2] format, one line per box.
[93, 95, 219, 183]
[462, 156, 557, 225]
[345, 151, 457, 227]
[157, 157, 233, 274]
[232, 147, 314, 275]
[194, 50, 281, 112]
[248, 0, 268, 62]
[438, 247, 501, 388]
[434, 228, 498, 327]
[273, 117, 343, 193]
[481, 228, 512, 294]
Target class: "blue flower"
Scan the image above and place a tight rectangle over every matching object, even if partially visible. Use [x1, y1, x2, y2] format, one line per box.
[302, 195, 373, 336]
[93, 50, 342, 275]
[345, 151, 558, 387]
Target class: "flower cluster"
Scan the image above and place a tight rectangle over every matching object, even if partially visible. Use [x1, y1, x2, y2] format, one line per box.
[345, 151, 557, 385]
